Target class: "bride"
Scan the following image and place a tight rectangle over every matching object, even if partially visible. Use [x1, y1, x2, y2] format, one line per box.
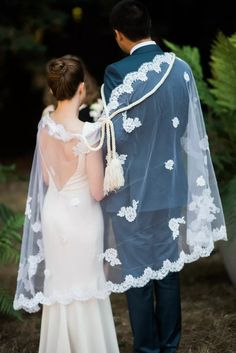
[13, 55, 120, 353]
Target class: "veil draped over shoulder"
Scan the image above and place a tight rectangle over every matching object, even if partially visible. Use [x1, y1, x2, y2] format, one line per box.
[14, 52, 227, 313]
[98, 52, 227, 291]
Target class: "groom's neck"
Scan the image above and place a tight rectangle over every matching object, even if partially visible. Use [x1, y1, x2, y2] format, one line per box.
[122, 37, 152, 54]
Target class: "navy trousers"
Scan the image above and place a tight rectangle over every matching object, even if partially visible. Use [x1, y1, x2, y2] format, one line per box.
[126, 273, 181, 353]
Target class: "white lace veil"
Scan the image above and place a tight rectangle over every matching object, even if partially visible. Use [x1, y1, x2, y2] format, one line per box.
[99, 53, 227, 291]
[14, 53, 227, 313]
[13, 114, 102, 312]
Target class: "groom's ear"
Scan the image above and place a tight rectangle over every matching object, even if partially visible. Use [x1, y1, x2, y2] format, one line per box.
[114, 29, 123, 43]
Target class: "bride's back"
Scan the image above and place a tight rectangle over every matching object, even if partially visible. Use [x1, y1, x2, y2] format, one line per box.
[39, 113, 85, 191]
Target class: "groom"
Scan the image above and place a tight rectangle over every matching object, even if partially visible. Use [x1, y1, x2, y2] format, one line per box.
[102, 1, 182, 352]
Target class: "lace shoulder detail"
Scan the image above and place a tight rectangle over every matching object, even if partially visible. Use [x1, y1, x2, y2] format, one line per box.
[73, 121, 102, 155]
[41, 114, 75, 142]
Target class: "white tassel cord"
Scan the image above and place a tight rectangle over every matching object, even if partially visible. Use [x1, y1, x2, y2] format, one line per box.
[80, 116, 125, 195]
[97, 53, 176, 194]
[103, 118, 125, 195]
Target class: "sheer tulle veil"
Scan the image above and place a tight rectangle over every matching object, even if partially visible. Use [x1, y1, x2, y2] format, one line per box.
[14, 52, 227, 313]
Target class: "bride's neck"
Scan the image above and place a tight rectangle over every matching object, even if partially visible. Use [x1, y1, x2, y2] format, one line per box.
[53, 98, 80, 122]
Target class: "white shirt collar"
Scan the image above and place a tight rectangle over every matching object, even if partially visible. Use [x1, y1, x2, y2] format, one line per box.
[130, 40, 156, 55]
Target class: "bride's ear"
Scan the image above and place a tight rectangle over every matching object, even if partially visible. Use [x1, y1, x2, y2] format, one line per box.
[78, 82, 86, 104]
[78, 82, 85, 94]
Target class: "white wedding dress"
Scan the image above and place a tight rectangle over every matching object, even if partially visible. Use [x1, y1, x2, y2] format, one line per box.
[36, 115, 120, 353]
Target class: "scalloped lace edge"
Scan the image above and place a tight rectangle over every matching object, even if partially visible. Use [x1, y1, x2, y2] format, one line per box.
[107, 52, 175, 112]
[13, 242, 221, 313]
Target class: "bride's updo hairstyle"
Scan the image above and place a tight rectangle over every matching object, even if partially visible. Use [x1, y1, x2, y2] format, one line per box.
[46, 55, 84, 101]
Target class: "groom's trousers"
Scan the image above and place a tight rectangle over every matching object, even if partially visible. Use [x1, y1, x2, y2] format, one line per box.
[126, 273, 181, 353]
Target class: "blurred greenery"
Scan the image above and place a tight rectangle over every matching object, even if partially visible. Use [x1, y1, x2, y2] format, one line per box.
[221, 176, 236, 242]
[0, 164, 16, 182]
[0, 162, 24, 319]
[0, 0, 78, 158]
[0, 0, 235, 324]
[164, 32, 236, 240]
[0, 0, 69, 114]
[0, 203, 24, 319]
[164, 32, 236, 185]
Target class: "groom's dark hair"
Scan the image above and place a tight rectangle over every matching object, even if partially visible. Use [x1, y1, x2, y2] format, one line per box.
[110, 0, 151, 41]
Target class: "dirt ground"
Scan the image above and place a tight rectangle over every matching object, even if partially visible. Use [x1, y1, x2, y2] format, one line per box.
[0, 177, 236, 353]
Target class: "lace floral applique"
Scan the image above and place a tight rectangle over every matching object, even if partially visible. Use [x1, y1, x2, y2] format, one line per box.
[212, 226, 227, 241]
[31, 221, 41, 233]
[188, 188, 220, 223]
[25, 196, 32, 220]
[107, 53, 174, 112]
[116, 153, 127, 165]
[196, 176, 206, 187]
[186, 188, 221, 247]
[122, 112, 142, 133]
[28, 256, 39, 279]
[28, 239, 44, 279]
[172, 117, 180, 128]
[99, 248, 122, 266]
[187, 226, 211, 247]
[199, 135, 209, 151]
[168, 217, 186, 239]
[16, 260, 31, 293]
[184, 72, 190, 82]
[187, 209, 226, 246]
[164, 159, 174, 170]
[17, 261, 26, 282]
[41, 115, 73, 142]
[117, 200, 139, 222]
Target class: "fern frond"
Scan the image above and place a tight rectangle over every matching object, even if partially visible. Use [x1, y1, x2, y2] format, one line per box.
[222, 176, 236, 241]
[0, 213, 24, 240]
[0, 204, 23, 239]
[163, 39, 218, 111]
[0, 164, 16, 182]
[229, 33, 236, 48]
[0, 240, 20, 264]
[0, 204, 23, 265]
[209, 32, 236, 112]
[0, 288, 22, 319]
[0, 203, 23, 319]
[0, 203, 14, 223]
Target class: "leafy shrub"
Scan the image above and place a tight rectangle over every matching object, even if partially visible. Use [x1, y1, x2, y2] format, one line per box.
[164, 32, 236, 241]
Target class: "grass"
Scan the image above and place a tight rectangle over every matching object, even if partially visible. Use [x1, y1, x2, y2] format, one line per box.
[0, 178, 235, 353]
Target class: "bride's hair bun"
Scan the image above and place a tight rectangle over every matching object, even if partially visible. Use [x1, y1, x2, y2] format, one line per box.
[48, 60, 68, 76]
[46, 55, 84, 101]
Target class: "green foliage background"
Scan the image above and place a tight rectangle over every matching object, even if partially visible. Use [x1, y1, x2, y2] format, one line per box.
[0, 203, 24, 319]
[0, 1, 235, 319]
[164, 32, 236, 241]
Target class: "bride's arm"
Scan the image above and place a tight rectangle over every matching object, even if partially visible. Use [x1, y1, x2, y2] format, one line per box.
[86, 150, 104, 202]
